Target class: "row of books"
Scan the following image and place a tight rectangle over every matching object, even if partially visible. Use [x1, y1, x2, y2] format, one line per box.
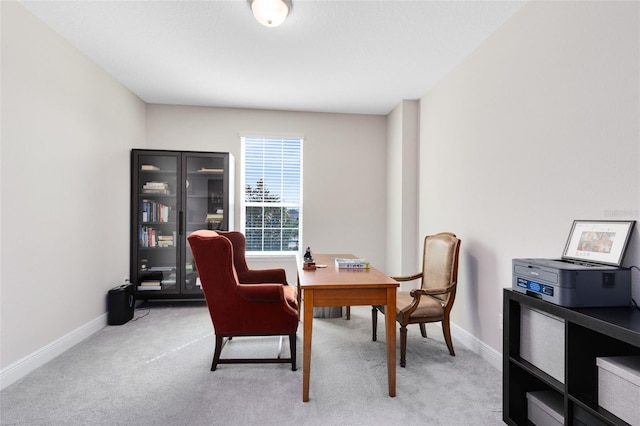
[142, 181, 170, 195]
[335, 258, 370, 269]
[139, 226, 175, 247]
[141, 199, 172, 223]
[138, 279, 177, 291]
[138, 282, 177, 290]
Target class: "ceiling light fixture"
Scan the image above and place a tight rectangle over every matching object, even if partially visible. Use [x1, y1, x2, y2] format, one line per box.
[249, 0, 292, 28]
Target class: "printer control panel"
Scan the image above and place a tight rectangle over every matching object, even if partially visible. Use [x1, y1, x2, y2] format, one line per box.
[515, 277, 554, 297]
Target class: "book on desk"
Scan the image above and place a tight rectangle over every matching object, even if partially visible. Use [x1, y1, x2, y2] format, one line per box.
[335, 258, 370, 269]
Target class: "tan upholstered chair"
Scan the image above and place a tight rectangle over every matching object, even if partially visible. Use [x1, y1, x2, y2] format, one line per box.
[372, 232, 461, 367]
[188, 230, 299, 371]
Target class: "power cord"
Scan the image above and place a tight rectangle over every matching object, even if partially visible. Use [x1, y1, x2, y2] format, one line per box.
[131, 305, 151, 321]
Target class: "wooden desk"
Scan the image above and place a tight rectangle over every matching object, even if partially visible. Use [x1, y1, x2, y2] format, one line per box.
[298, 253, 399, 402]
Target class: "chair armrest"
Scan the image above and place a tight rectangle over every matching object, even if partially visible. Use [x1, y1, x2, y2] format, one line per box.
[391, 272, 423, 282]
[410, 287, 451, 298]
[238, 268, 288, 286]
[232, 284, 299, 330]
[236, 283, 286, 303]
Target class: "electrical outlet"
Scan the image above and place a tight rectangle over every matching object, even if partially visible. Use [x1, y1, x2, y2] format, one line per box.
[498, 313, 503, 330]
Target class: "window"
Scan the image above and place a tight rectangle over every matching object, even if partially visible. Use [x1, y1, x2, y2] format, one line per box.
[241, 136, 303, 253]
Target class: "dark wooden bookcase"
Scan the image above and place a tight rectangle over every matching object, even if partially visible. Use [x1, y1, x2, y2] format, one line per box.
[503, 289, 640, 425]
[130, 149, 234, 300]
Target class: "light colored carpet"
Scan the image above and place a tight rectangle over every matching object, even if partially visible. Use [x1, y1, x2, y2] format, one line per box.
[0, 303, 503, 425]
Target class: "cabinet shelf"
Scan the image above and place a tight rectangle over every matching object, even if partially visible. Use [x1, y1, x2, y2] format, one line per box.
[508, 355, 565, 394]
[503, 289, 640, 426]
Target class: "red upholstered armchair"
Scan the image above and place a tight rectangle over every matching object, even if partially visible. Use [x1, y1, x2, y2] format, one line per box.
[217, 230, 298, 311]
[187, 230, 299, 371]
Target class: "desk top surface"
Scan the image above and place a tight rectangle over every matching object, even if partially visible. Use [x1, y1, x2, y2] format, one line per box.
[298, 253, 398, 289]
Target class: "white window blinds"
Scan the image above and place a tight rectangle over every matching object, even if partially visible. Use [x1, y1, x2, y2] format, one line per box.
[241, 136, 303, 252]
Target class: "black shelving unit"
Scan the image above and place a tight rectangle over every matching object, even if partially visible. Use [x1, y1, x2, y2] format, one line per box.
[503, 289, 640, 425]
[130, 149, 234, 300]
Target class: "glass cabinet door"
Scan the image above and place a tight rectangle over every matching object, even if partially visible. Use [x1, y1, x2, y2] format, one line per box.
[131, 149, 233, 299]
[133, 153, 179, 294]
[183, 154, 229, 294]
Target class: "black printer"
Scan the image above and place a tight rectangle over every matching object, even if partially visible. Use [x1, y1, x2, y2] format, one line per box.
[513, 220, 635, 307]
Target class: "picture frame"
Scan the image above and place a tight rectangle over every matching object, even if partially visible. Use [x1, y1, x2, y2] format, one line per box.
[562, 220, 635, 267]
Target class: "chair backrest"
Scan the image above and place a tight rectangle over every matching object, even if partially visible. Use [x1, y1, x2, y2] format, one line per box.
[421, 232, 461, 304]
[187, 229, 242, 331]
[216, 231, 250, 274]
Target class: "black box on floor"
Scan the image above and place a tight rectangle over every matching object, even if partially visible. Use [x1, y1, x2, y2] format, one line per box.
[107, 284, 134, 325]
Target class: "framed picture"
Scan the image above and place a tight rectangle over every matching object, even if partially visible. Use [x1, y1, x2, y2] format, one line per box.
[562, 220, 635, 266]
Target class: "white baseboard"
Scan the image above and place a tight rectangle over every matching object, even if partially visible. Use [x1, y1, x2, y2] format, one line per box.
[0, 314, 107, 390]
[451, 321, 503, 372]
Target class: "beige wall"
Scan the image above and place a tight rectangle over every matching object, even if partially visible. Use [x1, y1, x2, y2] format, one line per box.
[145, 105, 388, 267]
[1, 1, 146, 378]
[386, 100, 419, 281]
[419, 0, 639, 356]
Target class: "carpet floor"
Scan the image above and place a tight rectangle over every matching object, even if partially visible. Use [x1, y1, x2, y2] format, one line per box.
[1, 302, 503, 425]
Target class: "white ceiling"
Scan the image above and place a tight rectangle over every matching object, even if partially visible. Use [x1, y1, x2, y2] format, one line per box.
[20, 0, 527, 115]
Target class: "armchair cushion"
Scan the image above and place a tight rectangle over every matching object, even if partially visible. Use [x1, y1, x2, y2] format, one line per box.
[397, 291, 444, 320]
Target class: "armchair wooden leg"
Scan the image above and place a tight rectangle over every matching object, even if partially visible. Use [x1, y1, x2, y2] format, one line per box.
[419, 323, 427, 338]
[399, 325, 408, 368]
[371, 306, 378, 341]
[442, 318, 455, 356]
[212, 335, 224, 371]
[289, 333, 297, 371]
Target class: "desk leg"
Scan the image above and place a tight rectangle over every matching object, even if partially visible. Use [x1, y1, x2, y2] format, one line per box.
[302, 289, 314, 402]
[385, 287, 397, 397]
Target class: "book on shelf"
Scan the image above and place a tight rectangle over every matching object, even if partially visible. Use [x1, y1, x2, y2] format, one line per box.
[139, 226, 174, 247]
[140, 164, 160, 171]
[141, 189, 170, 195]
[141, 199, 171, 223]
[335, 258, 370, 269]
[156, 235, 174, 247]
[143, 181, 168, 189]
[142, 181, 170, 195]
[138, 284, 162, 291]
[139, 226, 155, 247]
[205, 213, 223, 230]
[138, 277, 162, 290]
[148, 266, 175, 272]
